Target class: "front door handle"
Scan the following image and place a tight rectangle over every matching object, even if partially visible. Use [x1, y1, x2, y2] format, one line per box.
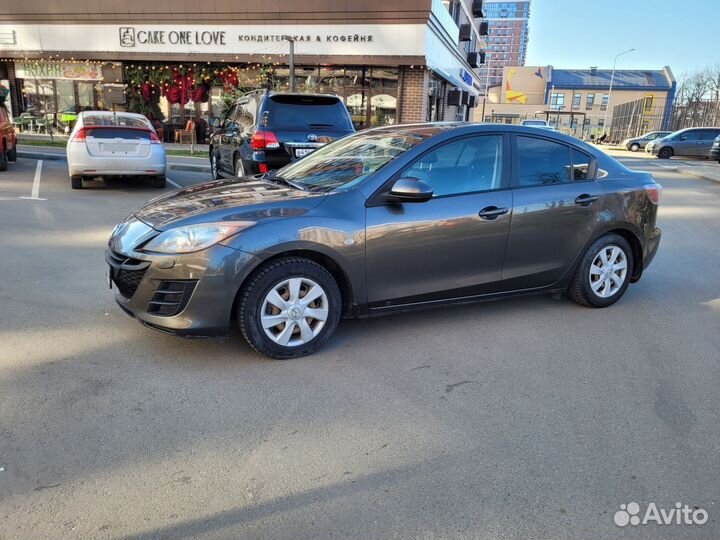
[575, 194, 599, 206]
[478, 206, 509, 220]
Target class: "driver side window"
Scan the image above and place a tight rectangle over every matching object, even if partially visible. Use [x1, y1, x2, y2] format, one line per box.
[223, 104, 240, 130]
[403, 135, 504, 197]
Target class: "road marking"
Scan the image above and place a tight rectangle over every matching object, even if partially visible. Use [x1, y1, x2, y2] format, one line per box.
[166, 177, 181, 189]
[18, 160, 47, 201]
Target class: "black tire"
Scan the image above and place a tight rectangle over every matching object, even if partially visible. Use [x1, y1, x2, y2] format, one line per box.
[238, 257, 342, 359]
[568, 233, 634, 308]
[210, 151, 221, 180]
[234, 154, 246, 178]
[71, 175, 83, 189]
[153, 175, 166, 188]
[657, 147, 673, 159]
[7, 144, 17, 162]
[629, 143, 640, 152]
[0, 148, 7, 172]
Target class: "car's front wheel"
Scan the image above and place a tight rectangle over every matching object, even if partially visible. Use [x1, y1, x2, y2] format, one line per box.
[568, 234, 634, 308]
[629, 143, 640, 152]
[238, 257, 342, 359]
[210, 151, 221, 180]
[658, 147, 673, 159]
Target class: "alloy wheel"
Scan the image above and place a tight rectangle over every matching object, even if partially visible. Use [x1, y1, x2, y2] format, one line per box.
[589, 244, 628, 298]
[260, 277, 329, 347]
[211, 154, 218, 178]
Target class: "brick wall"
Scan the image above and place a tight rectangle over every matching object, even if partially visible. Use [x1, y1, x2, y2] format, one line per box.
[399, 67, 429, 124]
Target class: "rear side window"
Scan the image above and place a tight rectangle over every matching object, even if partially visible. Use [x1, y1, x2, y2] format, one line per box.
[571, 148, 594, 180]
[85, 127, 152, 140]
[515, 136, 571, 186]
[263, 95, 352, 130]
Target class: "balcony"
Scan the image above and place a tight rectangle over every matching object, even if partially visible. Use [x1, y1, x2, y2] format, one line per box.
[472, 0, 484, 18]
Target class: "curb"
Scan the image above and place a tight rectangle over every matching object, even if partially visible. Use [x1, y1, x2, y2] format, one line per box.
[676, 166, 720, 184]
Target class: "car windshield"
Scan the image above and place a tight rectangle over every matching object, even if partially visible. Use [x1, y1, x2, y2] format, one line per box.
[273, 129, 435, 192]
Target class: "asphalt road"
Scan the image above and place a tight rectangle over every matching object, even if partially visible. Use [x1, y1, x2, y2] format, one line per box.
[0, 155, 718, 539]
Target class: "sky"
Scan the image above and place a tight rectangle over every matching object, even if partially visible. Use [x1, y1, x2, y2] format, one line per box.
[524, 0, 718, 79]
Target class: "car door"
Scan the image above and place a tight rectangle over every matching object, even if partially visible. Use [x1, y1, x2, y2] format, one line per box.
[365, 133, 512, 308]
[219, 103, 241, 171]
[501, 134, 603, 291]
[697, 129, 720, 156]
[676, 129, 700, 156]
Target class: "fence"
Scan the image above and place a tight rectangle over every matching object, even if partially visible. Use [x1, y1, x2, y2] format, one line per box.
[610, 96, 720, 143]
[609, 96, 669, 143]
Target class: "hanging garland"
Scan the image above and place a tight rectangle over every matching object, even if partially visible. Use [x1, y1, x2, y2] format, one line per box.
[123, 62, 276, 114]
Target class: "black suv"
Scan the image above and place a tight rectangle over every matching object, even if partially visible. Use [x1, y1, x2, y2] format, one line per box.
[209, 91, 355, 178]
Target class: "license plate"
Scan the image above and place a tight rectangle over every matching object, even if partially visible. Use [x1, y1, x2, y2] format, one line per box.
[295, 148, 314, 158]
[107, 265, 113, 289]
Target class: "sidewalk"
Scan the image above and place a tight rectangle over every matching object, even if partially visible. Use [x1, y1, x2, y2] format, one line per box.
[16, 144, 211, 173]
[16, 132, 210, 156]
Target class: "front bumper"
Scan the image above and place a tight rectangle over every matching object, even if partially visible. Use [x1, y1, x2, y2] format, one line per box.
[106, 244, 259, 337]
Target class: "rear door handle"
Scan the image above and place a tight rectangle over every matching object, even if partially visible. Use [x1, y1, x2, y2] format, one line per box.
[575, 194, 599, 206]
[478, 206, 509, 220]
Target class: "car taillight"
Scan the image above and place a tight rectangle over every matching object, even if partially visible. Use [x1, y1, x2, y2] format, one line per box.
[72, 128, 87, 142]
[149, 131, 161, 144]
[643, 183, 662, 205]
[251, 130, 280, 150]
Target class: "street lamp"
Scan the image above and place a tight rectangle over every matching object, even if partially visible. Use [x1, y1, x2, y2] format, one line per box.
[282, 36, 296, 92]
[602, 48, 635, 135]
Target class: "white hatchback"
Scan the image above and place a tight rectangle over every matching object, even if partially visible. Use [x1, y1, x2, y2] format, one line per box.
[66, 111, 167, 189]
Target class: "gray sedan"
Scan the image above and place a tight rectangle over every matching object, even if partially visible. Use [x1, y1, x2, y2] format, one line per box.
[107, 123, 662, 358]
[622, 130, 671, 152]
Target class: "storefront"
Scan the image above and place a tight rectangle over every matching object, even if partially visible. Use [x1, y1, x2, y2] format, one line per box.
[0, 8, 484, 132]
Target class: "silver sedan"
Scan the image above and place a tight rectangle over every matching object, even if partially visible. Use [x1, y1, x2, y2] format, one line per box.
[66, 111, 167, 189]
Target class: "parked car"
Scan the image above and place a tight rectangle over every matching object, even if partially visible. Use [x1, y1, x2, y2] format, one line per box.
[209, 91, 355, 178]
[108, 123, 662, 359]
[67, 111, 166, 189]
[645, 127, 720, 158]
[709, 135, 720, 163]
[0, 88, 18, 171]
[521, 119, 555, 130]
[622, 130, 672, 152]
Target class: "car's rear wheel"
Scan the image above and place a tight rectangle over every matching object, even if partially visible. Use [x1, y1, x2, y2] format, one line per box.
[629, 143, 640, 152]
[658, 147, 673, 159]
[238, 257, 342, 359]
[153, 175, 166, 188]
[234, 155, 246, 177]
[7, 145, 17, 162]
[568, 234, 633, 308]
[71, 175, 83, 189]
[0, 148, 7, 171]
[210, 151, 221, 180]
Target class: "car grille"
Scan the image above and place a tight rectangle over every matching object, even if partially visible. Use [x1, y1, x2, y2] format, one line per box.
[147, 280, 198, 317]
[107, 249, 150, 299]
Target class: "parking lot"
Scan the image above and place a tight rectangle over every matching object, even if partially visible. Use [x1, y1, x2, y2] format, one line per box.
[1, 154, 719, 539]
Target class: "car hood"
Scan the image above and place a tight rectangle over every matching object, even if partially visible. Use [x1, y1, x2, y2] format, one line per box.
[133, 177, 326, 230]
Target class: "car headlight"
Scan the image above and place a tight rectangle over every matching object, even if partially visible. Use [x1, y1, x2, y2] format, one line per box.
[142, 221, 254, 254]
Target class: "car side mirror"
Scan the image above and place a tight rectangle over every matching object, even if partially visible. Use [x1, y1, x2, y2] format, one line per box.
[387, 177, 433, 203]
[209, 116, 220, 128]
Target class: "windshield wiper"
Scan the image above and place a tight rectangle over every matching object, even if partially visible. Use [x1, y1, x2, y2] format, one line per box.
[263, 171, 305, 191]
